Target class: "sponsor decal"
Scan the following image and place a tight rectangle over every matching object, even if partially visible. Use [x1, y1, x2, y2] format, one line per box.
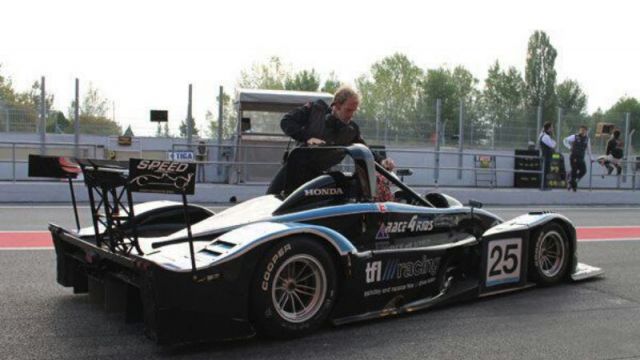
[167, 151, 195, 161]
[365, 256, 441, 284]
[129, 159, 196, 194]
[304, 188, 344, 196]
[379, 215, 434, 236]
[377, 203, 388, 213]
[136, 160, 190, 172]
[375, 223, 390, 240]
[261, 244, 292, 291]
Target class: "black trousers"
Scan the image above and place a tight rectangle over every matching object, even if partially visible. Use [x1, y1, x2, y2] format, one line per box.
[542, 154, 553, 189]
[569, 154, 587, 188]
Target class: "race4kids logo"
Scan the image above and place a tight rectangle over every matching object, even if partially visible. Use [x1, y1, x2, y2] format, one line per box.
[375, 215, 434, 239]
[365, 256, 441, 284]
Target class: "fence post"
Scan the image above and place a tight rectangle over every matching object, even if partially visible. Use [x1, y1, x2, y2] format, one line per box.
[4, 105, 8, 132]
[12, 143, 16, 182]
[458, 100, 464, 180]
[39, 76, 46, 155]
[556, 107, 562, 146]
[434, 99, 441, 186]
[187, 84, 193, 146]
[536, 105, 542, 135]
[384, 117, 389, 145]
[217, 85, 224, 176]
[74, 79, 80, 158]
[623, 112, 630, 183]
[592, 160, 593, 191]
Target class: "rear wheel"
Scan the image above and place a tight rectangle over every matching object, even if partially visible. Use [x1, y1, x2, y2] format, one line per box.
[251, 237, 337, 338]
[529, 223, 570, 285]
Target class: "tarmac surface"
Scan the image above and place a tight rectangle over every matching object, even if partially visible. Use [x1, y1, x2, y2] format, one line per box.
[1, 204, 639, 359]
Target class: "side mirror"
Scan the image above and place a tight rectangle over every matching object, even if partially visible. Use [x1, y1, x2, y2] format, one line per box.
[468, 199, 483, 209]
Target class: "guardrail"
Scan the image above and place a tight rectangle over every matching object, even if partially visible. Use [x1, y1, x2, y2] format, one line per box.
[0, 141, 100, 183]
[3, 140, 638, 191]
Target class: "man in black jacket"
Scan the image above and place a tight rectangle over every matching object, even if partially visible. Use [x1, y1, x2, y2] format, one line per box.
[563, 125, 594, 191]
[538, 121, 557, 190]
[267, 86, 366, 196]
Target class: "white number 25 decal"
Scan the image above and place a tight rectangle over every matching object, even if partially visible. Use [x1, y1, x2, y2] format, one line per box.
[486, 238, 522, 287]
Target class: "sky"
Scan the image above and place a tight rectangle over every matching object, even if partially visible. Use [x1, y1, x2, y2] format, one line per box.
[1, 0, 639, 136]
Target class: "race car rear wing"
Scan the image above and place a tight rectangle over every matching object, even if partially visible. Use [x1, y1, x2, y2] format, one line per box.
[28, 155, 83, 231]
[29, 155, 200, 277]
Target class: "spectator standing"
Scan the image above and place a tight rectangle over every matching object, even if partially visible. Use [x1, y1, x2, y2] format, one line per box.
[196, 141, 208, 183]
[563, 125, 594, 191]
[538, 121, 556, 190]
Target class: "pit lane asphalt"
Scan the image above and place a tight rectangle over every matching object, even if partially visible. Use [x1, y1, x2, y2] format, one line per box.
[1, 205, 639, 360]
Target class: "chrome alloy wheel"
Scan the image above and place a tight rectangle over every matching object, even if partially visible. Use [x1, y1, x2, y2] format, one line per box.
[536, 230, 566, 278]
[271, 254, 327, 323]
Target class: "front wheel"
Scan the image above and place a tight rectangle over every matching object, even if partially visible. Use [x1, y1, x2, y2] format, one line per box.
[528, 223, 570, 285]
[251, 237, 337, 339]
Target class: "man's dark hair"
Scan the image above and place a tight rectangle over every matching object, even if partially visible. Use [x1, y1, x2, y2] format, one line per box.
[613, 129, 621, 138]
[543, 121, 553, 131]
[579, 125, 588, 130]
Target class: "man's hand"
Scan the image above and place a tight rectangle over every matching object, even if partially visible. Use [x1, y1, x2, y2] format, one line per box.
[306, 138, 326, 145]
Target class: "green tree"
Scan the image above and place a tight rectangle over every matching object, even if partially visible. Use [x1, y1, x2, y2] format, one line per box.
[238, 56, 289, 90]
[285, 69, 320, 91]
[556, 79, 588, 133]
[123, 125, 134, 137]
[207, 90, 237, 140]
[481, 61, 526, 146]
[603, 97, 640, 138]
[15, 80, 54, 113]
[556, 79, 587, 115]
[78, 115, 122, 135]
[67, 83, 121, 135]
[46, 111, 71, 133]
[80, 84, 109, 117]
[321, 71, 341, 93]
[0, 64, 18, 105]
[525, 30, 558, 122]
[419, 65, 481, 144]
[355, 53, 424, 143]
[179, 117, 199, 138]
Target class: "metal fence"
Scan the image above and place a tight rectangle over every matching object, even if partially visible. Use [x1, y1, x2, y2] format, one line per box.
[3, 78, 638, 153]
[5, 139, 639, 191]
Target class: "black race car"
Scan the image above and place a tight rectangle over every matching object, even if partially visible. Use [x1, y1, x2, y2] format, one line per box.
[43, 145, 603, 344]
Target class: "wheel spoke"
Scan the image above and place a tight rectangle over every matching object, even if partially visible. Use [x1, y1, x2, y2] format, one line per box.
[297, 271, 316, 283]
[296, 283, 316, 291]
[295, 288, 315, 297]
[294, 263, 310, 281]
[286, 262, 294, 280]
[292, 291, 307, 312]
[290, 293, 297, 314]
[277, 274, 289, 284]
[277, 291, 288, 309]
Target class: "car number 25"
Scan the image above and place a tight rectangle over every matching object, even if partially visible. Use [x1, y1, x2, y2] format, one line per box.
[485, 238, 522, 287]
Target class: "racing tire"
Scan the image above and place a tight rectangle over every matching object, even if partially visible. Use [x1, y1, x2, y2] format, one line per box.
[528, 223, 570, 285]
[251, 237, 337, 339]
